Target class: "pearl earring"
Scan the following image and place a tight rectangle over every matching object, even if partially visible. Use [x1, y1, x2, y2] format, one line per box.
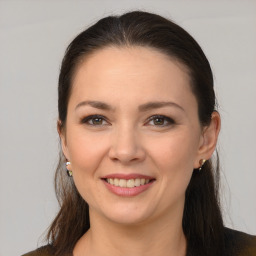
[199, 159, 206, 171]
[66, 161, 72, 177]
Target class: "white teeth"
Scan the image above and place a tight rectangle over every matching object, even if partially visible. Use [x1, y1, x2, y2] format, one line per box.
[134, 178, 141, 187]
[127, 179, 135, 188]
[114, 178, 119, 186]
[119, 179, 127, 187]
[106, 178, 151, 188]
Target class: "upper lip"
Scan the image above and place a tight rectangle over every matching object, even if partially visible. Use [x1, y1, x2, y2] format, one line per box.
[101, 173, 155, 180]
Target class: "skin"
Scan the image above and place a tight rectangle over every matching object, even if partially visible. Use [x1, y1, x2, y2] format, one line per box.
[59, 46, 221, 256]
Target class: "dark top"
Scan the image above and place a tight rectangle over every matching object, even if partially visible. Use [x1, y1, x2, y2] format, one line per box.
[22, 227, 256, 256]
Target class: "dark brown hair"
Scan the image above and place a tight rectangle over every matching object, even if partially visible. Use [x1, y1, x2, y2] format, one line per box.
[48, 10, 225, 256]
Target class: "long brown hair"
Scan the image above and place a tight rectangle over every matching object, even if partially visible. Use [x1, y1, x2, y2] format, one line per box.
[47, 10, 225, 255]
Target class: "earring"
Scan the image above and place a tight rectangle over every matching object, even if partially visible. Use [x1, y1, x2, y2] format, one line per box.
[198, 159, 206, 171]
[66, 161, 72, 177]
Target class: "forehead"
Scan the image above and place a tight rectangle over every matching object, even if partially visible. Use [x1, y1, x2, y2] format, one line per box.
[70, 46, 196, 111]
[74, 46, 190, 84]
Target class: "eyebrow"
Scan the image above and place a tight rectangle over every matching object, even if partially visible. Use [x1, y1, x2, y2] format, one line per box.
[139, 101, 184, 112]
[75, 101, 115, 111]
[75, 100, 184, 112]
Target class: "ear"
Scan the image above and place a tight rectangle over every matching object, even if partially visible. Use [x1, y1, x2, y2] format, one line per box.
[57, 120, 70, 162]
[194, 111, 221, 169]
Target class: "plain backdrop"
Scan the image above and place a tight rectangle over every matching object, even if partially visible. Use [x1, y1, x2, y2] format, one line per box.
[0, 1, 255, 255]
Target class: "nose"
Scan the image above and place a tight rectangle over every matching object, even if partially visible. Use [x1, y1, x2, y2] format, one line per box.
[108, 125, 146, 164]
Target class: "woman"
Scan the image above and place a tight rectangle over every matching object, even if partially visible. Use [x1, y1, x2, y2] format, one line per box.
[23, 10, 256, 256]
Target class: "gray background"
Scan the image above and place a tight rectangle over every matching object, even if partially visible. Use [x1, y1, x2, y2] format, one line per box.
[0, 1, 255, 255]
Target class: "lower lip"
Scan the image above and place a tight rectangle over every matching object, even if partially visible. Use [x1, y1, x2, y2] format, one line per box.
[102, 179, 155, 197]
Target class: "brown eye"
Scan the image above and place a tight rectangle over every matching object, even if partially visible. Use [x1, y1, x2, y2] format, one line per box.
[81, 115, 108, 126]
[153, 117, 165, 125]
[91, 117, 103, 125]
[147, 115, 175, 127]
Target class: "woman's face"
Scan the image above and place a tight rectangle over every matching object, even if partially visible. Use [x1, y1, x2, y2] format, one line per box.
[61, 46, 207, 225]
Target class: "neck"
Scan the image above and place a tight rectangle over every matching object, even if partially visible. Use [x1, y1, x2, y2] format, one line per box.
[74, 206, 187, 256]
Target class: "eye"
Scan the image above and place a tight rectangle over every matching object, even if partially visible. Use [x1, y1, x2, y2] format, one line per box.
[81, 115, 109, 126]
[147, 115, 175, 127]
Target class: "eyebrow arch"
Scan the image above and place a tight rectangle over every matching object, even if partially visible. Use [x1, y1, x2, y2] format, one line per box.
[139, 101, 184, 112]
[75, 101, 114, 111]
[75, 100, 184, 112]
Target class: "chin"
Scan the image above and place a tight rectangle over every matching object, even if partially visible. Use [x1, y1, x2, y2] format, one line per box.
[94, 203, 156, 226]
[106, 212, 152, 226]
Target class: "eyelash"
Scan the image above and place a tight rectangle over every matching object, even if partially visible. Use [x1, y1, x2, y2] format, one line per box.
[80, 114, 175, 127]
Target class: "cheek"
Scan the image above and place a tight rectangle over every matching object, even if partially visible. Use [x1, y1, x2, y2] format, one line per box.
[67, 130, 109, 174]
[67, 131, 110, 203]
[147, 129, 200, 200]
[149, 129, 199, 173]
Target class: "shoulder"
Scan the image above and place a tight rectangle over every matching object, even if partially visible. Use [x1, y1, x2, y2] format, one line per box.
[21, 245, 54, 256]
[224, 227, 256, 256]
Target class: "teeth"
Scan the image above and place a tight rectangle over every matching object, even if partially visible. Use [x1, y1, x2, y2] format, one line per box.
[134, 178, 141, 187]
[127, 179, 134, 188]
[114, 178, 119, 186]
[119, 179, 126, 187]
[106, 178, 151, 188]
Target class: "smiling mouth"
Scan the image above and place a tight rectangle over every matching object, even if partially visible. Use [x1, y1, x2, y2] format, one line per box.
[103, 178, 155, 188]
